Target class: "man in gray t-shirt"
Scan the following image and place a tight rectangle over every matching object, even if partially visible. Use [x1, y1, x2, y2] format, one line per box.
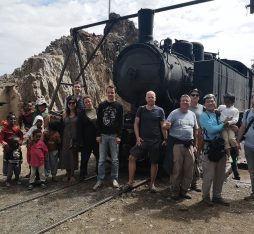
[164, 94, 198, 200]
[237, 94, 254, 200]
[125, 91, 167, 193]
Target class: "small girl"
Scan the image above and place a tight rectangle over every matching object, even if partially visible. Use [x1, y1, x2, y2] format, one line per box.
[27, 129, 48, 190]
[24, 115, 44, 178]
[43, 121, 61, 182]
[5, 137, 22, 187]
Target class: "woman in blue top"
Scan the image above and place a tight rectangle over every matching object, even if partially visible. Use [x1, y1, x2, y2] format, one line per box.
[199, 94, 229, 206]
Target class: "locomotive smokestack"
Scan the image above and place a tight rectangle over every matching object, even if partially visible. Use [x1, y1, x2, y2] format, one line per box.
[138, 8, 154, 43]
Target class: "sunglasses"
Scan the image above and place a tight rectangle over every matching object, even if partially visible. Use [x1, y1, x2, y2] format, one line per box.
[68, 102, 76, 105]
[190, 93, 199, 97]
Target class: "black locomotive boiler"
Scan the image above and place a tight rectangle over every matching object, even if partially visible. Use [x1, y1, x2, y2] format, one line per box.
[113, 9, 253, 166]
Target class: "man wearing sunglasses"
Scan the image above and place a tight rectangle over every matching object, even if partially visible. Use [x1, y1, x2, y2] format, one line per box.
[189, 89, 204, 192]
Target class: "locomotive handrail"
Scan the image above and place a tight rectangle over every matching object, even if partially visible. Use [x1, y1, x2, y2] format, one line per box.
[71, 0, 215, 32]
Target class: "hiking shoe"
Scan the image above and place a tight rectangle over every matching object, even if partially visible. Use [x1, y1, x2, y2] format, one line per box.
[232, 176, 240, 181]
[149, 184, 157, 193]
[28, 184, 34, 190]
[5, 182, 11, 187]
[244, 193, 254, 201]
[180, 193, 192, 199]
[112, 179, 120, 188]
[93, 181, 103, 191]
[202, 197, 214, 207]
[190, 186, 201, 192]
[212, 197, 230, 206]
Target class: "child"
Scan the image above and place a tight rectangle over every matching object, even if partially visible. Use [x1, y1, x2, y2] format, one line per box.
[218, 93, 239, 157]
[0, 113, 23, 176]
[24, 115, 44, 141]
[27, 129, 48, 190]
[43, 121, 61, 182]
[5, 137, 23, 187]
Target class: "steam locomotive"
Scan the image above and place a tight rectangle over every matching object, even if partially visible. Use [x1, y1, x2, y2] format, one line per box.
[113, 9, 253, 165]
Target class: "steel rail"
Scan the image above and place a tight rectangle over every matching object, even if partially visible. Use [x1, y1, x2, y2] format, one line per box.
[0, 175, 96, 213]
[36, 179, 149, 234]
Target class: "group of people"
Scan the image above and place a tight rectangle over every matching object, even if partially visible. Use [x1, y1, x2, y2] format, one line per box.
[1, 82, 254, 205]
[124, 89, 254, 205]
[0, 82, 123, 191]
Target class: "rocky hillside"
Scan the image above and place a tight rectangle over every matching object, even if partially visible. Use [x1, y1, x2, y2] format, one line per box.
[0, 13, 138, 118]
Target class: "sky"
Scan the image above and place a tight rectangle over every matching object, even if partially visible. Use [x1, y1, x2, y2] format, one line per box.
[0, 0, 253, 75]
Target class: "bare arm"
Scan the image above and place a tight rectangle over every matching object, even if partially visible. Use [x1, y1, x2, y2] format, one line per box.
[237, 123, 246, 143]
[134, 117, 142, 145]
[193, 128, 199, 148]
[160, 121, 168, 140]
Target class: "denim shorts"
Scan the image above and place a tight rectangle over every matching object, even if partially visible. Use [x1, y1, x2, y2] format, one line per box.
[130, 139, 161, 164]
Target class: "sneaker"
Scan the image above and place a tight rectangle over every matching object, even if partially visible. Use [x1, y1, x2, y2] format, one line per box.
[112, 179, 120, 188]
[202, 197, 214, 207]
[190, 185, 201, 192]
[212, 197, 230, 206]
[6, 182, 11, 187]
[244, 193, 254, 201]
[41, 183, 47, 189]
[149, 184, 157, 193]
[180, 193, 192, 199]
[28, 184, 34, 190]
[93, 181, 103, 191]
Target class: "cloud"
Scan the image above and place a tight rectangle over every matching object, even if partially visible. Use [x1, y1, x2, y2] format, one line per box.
[0, 0, 253, 75]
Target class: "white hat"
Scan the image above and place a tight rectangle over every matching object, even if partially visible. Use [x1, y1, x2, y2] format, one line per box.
[35, 97, 48, 106]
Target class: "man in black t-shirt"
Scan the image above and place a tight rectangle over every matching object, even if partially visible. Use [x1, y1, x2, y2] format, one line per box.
[126, 91, 167, 193]
[93, 85, 123, 191]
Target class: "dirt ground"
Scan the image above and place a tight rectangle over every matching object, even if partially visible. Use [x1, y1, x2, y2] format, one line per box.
[0, 145, 254, 234]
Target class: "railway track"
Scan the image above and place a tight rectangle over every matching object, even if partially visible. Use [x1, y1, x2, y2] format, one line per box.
[0, 175, 149, 234]
[36, 179, 149, 234]
[0, 175, 97, 213]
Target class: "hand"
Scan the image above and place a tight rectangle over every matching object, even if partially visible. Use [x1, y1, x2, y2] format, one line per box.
[230, 125, 238, 133]
[136, 137, 143, 146]
[163, 121, 171, 130]
[115, 137, 121, 144]
[224, 121, 229, 127]
[162, 139, 167, 146]
[193, 146, 198, 154]
[96, 137, 101, 144]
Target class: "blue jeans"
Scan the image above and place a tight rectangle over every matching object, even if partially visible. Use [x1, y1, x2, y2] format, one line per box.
[97, 134, 119, 181]
[244, 145, 254, 193]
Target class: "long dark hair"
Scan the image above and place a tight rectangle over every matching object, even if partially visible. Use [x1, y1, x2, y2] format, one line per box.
[66, 96, 78, 116]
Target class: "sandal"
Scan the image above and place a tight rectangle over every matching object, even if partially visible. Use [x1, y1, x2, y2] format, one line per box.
[121, 183, 134, 192]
